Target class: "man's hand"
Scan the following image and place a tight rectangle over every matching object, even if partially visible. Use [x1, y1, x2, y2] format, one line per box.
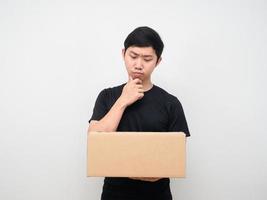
[129, 177, 162, 182]
[118, 76, 144, 107]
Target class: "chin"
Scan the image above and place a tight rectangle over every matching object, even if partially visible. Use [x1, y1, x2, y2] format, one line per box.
[134, 76, 144, 80]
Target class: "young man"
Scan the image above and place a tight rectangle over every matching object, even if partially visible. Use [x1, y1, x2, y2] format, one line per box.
[88, 26, 190, 200]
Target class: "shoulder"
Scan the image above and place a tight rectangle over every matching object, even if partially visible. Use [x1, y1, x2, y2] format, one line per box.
[153, 85, 181, 105]
[107, 83, 125, 92]
[98, 83, 125, 94]
[96, 83, 126, 105]
[100, 83, 125, 96]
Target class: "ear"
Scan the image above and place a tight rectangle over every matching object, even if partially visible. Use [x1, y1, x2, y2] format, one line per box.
[122, 48, 125, 58]
[156, 57, 162, 67]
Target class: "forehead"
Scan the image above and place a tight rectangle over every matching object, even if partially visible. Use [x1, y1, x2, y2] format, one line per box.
[126, 46, 156, 56]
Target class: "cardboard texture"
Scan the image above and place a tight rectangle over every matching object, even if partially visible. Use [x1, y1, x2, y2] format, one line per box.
[87, 132, 186, 178]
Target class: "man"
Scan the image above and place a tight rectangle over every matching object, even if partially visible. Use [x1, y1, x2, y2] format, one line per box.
[88, 26, 190, 200]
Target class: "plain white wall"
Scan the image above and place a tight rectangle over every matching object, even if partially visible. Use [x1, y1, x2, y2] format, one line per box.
[0, 0, 266, 199]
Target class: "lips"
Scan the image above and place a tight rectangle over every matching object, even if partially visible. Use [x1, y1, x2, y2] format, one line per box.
[132, 72, 143, 76]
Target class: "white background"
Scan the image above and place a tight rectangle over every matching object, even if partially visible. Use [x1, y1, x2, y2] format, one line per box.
[0, 0, 266, 199]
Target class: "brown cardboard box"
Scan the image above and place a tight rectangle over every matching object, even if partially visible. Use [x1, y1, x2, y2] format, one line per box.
[87, 132, 186, 178]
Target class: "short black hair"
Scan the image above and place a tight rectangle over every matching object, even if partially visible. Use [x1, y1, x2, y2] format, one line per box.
[124, 26, 164, 62]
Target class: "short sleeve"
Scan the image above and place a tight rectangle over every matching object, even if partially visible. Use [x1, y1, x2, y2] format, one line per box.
[167, 97, 190, 137]
[89, 89, 109, 123]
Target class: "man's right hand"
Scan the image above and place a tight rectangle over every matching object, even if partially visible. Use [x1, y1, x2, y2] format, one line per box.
[119, 76, 144, 107]
[129, 177, 162, 182]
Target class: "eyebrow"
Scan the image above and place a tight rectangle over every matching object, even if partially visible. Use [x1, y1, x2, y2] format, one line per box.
[129, 51, 153, 58]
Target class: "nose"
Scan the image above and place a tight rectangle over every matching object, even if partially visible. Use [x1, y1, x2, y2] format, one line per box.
[134, 58, 143, 71]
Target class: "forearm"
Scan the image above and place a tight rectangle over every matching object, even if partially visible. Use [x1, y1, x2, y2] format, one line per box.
[88, 97, 127, 132]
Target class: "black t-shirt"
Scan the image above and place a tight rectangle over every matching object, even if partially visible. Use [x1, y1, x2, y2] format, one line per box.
[89, 83, 190, 200]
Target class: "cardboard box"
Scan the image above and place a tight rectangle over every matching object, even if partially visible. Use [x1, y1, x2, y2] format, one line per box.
[87, 132, 186, 178]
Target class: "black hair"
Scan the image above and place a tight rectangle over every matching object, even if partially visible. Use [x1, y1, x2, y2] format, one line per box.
[124, 26, 164, 62]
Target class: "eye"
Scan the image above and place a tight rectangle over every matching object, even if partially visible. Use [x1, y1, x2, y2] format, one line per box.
[130, 56, 137, 59]
[144, 59, 152, 62]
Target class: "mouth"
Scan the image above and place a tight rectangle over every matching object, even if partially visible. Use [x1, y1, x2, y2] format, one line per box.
[132, 72, 144, 77]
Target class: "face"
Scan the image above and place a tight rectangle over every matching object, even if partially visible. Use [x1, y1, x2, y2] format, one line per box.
[122, 46, 161, 81]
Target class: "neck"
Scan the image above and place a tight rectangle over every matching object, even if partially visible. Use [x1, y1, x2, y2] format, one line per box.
[142, 79, 153, 92]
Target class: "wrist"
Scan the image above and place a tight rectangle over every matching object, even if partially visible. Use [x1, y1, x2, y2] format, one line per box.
[116, 97, 128, 109]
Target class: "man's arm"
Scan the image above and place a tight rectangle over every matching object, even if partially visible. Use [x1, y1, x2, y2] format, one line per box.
[88, 77, 144, 132]
[88, 97, 127, 132]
